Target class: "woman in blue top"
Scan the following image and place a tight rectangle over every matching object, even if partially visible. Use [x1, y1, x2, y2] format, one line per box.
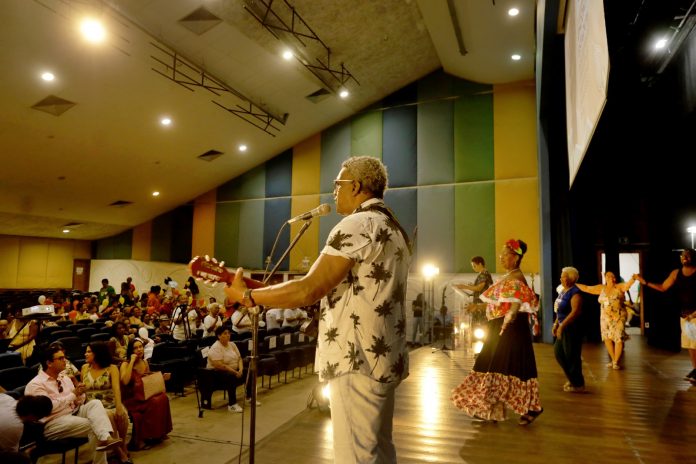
[553, 267, 585, 392]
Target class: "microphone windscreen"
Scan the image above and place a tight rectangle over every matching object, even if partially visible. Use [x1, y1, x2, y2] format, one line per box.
[317, 203, 331, 216]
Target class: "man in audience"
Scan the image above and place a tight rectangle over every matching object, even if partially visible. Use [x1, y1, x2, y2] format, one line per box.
[281, 307, 303, 329]
[264, 308, 284, 331]
[0, 319, 8, 338]
[1, 392, 52, 453]
[203, 304, 223, 337]
[24, 344, 122, 464]
[98, 279, 115, 303]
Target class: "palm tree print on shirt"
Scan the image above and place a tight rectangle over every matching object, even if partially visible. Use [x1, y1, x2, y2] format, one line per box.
[367, 262, 392, 300]
[366, 335, 391, 376]
[345, 341, 364, 371]
[329, 230, 353, 250]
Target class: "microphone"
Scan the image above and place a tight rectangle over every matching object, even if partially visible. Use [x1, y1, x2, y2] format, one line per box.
[287, 203, 331, 224]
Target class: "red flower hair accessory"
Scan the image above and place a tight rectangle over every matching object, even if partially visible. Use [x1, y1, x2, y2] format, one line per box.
[506, 239, 524, 256]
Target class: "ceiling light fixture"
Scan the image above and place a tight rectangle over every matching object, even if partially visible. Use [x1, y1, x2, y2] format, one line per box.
[80, 19, 106, 43]
[160, 117, 172, 126]
[508, 8, 520, 16]
[655, 38, 668, 50]
[511, 54, 522, 61]
[152, 191, 160, 197]
[238, 144, 248, 152]
[282, 49, 293, 60]
[41, 72, 55, 82]
[62, 229, 70, 234]
[339, 89, 349, 99]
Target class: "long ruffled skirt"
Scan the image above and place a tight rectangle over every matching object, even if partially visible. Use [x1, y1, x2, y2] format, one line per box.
[451, 315, 541, 421]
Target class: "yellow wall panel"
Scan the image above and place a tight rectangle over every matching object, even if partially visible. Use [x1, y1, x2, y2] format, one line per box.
[289, 194, 321, 271]
[0, 236, 20, 287]
[131, 222, 152, 261]
[493, 81, 538, 180]
[16, 239, 49, 288]
[46, 240, 75, 287]
[192, 189, 217, 258]
[494, 179, 540, 273]
[292, 134, 321, 196]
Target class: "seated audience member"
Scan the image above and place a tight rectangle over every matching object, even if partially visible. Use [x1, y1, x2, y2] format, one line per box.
[137, 328, 155, 360]
[7, 308, 38, 364]
[206, 327, 256, 412]
[155, 316, 171, 337]
[110, 322, 131, 363]
[120, 339, 172, 451]
[129, 307, 144, 328]
[230, 306, 252, 334]
[141, 313, 155, 330]
[0, 319, 8, 338]
[82, 342, 131, 463]
[2, 394, 52, 453]
[264, 308, 284, 331]
[24, 344, 122, 464]
[282, 307, 303, 328]
[203, 304, 223, 337]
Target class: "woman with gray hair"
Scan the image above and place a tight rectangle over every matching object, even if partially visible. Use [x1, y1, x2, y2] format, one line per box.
[553, 267, 585, 392]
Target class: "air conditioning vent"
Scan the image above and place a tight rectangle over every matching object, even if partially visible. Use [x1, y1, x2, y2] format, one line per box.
[179, 6, 223, 35]
[305, 88, 331, 103]
[198, 149, 224, 162]
[31, 95, 77, 116]
[109, 200, 133, 207]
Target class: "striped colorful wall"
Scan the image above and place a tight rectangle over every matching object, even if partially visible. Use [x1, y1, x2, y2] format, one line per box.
[94, 72, 539, 274]
[204, 72, 539, 274]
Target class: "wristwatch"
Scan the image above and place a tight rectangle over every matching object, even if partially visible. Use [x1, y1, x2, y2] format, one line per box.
[243, 289, 256, 307]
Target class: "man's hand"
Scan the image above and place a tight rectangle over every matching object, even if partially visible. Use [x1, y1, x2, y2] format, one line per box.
[224, 268, 249, 304]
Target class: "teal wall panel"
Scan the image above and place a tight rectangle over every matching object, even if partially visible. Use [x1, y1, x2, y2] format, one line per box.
[384, 188, 417, 249]
[265, 149, 292, 197]
[263, 198, 291, 271]
[454, 183, 496, 272]
[318, 194, 341, 249]
[383, 106, 417, 187]
[417, 99, 454, 186]
[151, 213, 173, 262]
[214, 202, 240, 265]
[218, 165, 266, 201]
[320, 120, 352, 194]
[238, 200, 265, 269]
[416, 186, 454, 272]
[351, 112, 382, 157]
[95, 230, 133, 259]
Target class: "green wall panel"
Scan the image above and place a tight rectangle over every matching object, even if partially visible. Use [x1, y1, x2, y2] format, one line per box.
[214, 202, 240, 265]
[150, 213, 173, 262]
[95, 230, 132, 259]
[417, 100, 454, 185]
[320, 120, 352, 194]
[217, 165, 266, 201]
[454, 183, 496, 272]
[351, 111, 382, 157]
[237, 200, 265, 269]
[454, 83, 494, 183]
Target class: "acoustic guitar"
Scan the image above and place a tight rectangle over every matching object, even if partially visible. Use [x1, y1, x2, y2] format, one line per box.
[188, 255, 265, 289]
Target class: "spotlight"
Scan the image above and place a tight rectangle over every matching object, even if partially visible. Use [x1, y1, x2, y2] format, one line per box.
[80, 18, 106, 43]
[62, 229, 70, 234]
[238, 144, 248, 152]
[473, 340, 484, 354]
[41, 72, 55, 82]
[311, 382, 331, 412]
[508, 8, 520, 16]
[511, 54, 521, 61]
[160, 117, 172, 126]
[473, 327, 486, 340]
[152, 191, 160, 197]
[654, 38, 668, 50]
[338, 89, 349, 99]
[282, 49, 293, 60]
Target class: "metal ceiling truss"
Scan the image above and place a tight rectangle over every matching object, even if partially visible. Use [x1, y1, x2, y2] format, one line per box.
[151, 42, 287, 136]
[244, 0, 359, 92]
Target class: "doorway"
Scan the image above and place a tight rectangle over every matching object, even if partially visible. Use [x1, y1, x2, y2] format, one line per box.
[72, 259, 91, 292]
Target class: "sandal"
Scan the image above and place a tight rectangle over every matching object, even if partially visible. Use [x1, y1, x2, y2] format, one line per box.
[518, 408, 543, 426]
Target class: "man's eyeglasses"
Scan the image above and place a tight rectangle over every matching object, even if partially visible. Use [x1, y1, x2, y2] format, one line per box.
[333, 179, 354, 189]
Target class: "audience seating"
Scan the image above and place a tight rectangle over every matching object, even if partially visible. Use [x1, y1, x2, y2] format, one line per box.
[48, 330, 73, 343]
[0, 351, 23, 370]
[20, 421, 88, 464]
[0, 365, 38, 391]
[76, 328, 97, 344]
[77, 319, 92, 325]
[90, 333, 111, 343]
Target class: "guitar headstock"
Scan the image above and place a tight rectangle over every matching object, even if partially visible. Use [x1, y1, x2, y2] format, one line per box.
[188, 255, 231, 286]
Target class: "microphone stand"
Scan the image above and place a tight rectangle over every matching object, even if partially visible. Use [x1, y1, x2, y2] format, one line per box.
[247, 219, 314, 464]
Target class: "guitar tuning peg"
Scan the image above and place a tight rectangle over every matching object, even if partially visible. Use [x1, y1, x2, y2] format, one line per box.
[212, 257, 218, 264]
[195, 277, 203, 282]
[211, 281, 218, 287]
[190, 256, 198, 263]
[219, 261, 225, 267]
[204, 254, 210, 261]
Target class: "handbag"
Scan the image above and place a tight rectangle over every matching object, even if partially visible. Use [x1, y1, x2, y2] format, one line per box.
[141, 371, 166, 400]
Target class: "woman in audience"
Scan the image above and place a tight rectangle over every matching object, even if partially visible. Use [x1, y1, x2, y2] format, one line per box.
[82, 341, 131, 463]
[120, 338, 172, 451]
[206, 326, 255, 412]
[110, 321, 131, 363]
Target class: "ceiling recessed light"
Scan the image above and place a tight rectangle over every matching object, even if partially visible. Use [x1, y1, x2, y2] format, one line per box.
[62, 229, 70, 234]
[238, 144, 248, 152]
[41, 72, 55, 82]
[655, 38, 668, 50]
[152, 191, 160, 197]
[508, 8, 520, 16]
[160, 117, 172, 126]
[339, 89, 349, 99]
[282, 49, 293, 60]
[80, 19, 106, 43]
[511, 54, 522, 61]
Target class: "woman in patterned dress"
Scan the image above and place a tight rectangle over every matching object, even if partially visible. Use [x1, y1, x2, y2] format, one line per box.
[81, 341, 131, 463]
[577, 271, 636, 369]
[451, 239, 542, 425]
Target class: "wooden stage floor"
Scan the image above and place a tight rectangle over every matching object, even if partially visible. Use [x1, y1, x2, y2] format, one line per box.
[247, 331, 696, 464]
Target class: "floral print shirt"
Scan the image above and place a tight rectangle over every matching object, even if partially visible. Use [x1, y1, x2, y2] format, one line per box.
[480, 277, 538, 320]
[317, 198, 410, 385]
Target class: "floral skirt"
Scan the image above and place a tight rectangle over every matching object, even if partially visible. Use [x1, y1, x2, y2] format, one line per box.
[451, 315, 541, 421]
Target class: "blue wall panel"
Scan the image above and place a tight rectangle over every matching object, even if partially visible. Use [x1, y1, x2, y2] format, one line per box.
[265, 149, 293, 198]
[318, 194, 341, 250]
[417, 100, 454, 186]
[383, 106, 417, 187]
[417, 186, 454, 272]
[320, 121, 352, 194]
[263, 198, 292, 271]
[384, 188, 417, 252]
